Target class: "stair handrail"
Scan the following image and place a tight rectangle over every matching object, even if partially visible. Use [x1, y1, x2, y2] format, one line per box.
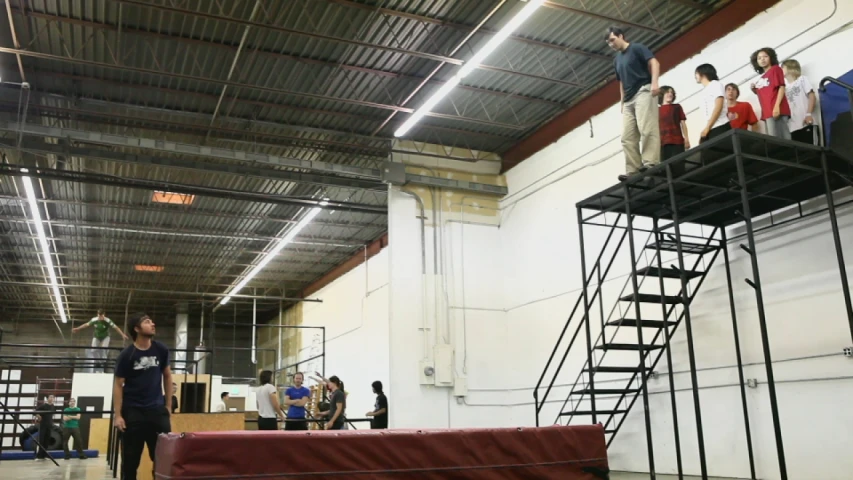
[558, 235, 658, 425]
[533, 214, 625, 422]
[819, 76, 853, 93]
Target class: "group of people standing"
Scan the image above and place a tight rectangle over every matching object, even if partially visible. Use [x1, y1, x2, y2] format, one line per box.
[254, 369, 388, 431]
[607, 26, 817, 182]
[33, 396, 87, 460]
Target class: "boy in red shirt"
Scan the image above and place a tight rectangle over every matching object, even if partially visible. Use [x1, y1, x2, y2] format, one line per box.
[658, 86, 690, 160]
[725, 83, 759, 131]
[750, 47, 791, 139]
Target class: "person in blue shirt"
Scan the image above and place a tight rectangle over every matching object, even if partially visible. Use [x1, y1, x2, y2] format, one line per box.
[113, 312, 172, 480]
[282, 372, 311, 431]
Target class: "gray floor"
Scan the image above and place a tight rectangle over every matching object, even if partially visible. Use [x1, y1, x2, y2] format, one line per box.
[0, 461, 742, 480]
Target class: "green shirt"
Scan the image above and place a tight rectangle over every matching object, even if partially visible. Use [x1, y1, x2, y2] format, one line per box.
[63, 407, 81, 428]
[89, 317, 115, 340]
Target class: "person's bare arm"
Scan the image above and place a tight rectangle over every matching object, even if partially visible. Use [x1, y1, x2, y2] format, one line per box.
[270, 391, 285, 419]
[648, 58, 660, 96]
[619, 81, 624, 112]
[773, 86, 786, 118]
[72, 322, 91, 333]
[326, 401, 343, 429]
[163, 366, 173, 415]
[680, 120, 691, 149]
[806, 90, 816, 124]
[112, 323, 129, 340]
[294, 395, 310, 407]
[113, 377, 125, 431]
[283, 395, 293, 407]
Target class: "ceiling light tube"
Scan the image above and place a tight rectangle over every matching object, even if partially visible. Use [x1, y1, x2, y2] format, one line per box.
[219, 206, 323, 305]
[394, 0, 546, 138]
[21, 174, 68, 323]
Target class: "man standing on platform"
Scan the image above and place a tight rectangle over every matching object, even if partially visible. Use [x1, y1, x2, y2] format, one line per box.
[61, 398, 87, 460]
[606, 26, 661, 182]
[283, 372, 310, 430]
[113, 312, 172, 480]
[72, 309, 129, 373]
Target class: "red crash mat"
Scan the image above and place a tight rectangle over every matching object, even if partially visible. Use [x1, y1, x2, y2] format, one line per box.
[154, 424, 609, 479]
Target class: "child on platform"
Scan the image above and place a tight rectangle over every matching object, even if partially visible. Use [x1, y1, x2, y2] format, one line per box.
[750, 47, 791, 139]
[781, 59, 817, 144]
[658, 86, 690, 161]
[725, 83, 759, 131]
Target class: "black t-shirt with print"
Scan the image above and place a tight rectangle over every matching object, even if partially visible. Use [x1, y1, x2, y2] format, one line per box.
[371, 394, 388, 429]
[114, 341, 170, 409]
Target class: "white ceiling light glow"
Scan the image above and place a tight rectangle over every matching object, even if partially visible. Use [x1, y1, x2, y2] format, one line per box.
[394, 0, 546, 138]
[21, 172, 68, 323]
[219, 206, 324, 305]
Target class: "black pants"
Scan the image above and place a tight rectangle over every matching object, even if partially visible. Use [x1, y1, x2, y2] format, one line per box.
[284, 419, 308, 431]
[661, 143, 686, 161]
[62, 427, 85, 457]
[700, 123, 732, 164]
[792, 125, 816, 145]
[36, 423, 52, 458]
[121, 406, 171, 480]
[257, 417, 279, 431]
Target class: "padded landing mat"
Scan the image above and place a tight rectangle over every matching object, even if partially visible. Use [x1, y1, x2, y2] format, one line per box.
[155, 425, 609, 479]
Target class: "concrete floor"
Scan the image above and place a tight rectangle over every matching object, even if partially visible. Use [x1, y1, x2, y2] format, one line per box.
[0, 460, 743, 480]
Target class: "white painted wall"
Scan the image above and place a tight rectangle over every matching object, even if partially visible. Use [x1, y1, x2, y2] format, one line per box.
[494, 0, 853, 479]
[298, 247, 391, 425]
[70, 373, 114, 418]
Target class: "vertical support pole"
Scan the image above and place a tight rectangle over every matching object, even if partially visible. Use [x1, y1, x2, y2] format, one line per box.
[665, 163, 708, 479]
[733, 135, 788, 480]
[576, 207, 597, 426]
[821, 152, 853, 343]
[720, 228, 757, 480]
[622, 185, 655, 477]
[653, 218, 683, 479]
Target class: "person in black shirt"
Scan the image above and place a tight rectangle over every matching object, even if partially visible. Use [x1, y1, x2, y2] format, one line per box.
[34, 395, 55, 460]
[113, 312, 172, 480]
[366, 381, 388, 430]
[318, 376, 346, 430]
[606, 26, 661, 182]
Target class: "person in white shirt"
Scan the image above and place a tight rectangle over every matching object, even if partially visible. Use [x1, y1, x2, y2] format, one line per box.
[215, 392, 229, 413]
[256, 370, 285, 430]
[782, 59, 817, 144]
[695, 63, 730, 143]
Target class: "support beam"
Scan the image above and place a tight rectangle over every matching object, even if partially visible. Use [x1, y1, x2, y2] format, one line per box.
[0, 280, 317, 301]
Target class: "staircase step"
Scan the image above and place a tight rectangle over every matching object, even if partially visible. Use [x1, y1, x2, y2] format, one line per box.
[561, 409, 628, 416]
[607, 318, 677, 329]
[620, 293, 684, 304]
[605, 429, 616, 434]
[635, 266, 703, 279]
[647, 239, 717, 255]
[584, 365, 646, 374]
[571, 388, 640, 396]
[595, 343, 664, 351]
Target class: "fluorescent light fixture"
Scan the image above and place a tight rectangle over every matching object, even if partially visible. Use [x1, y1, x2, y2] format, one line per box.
[21, 174, 68, 323]
[219, 206, 323, 305]
[394, 0, 546, 138]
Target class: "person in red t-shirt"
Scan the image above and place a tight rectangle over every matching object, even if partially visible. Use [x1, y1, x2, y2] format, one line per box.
[750, 47, 791, 139]
[725, 83, 759, 131]
[658, 86, 690, 161]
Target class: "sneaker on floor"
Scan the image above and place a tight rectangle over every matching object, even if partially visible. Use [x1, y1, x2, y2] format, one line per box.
[79, 455, 88, 460]
[65, 455, 71, 460]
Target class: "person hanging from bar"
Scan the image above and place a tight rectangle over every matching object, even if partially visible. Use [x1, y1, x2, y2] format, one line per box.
[72, 309, 129, 373]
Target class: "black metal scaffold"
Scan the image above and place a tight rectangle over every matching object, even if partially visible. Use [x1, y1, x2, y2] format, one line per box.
[534, 127, 853, 480]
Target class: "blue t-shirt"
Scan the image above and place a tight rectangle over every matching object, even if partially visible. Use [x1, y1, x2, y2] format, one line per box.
[614, 42, 655, 102]
[284, 386, 310, 419]
[114, 341, 170, 409]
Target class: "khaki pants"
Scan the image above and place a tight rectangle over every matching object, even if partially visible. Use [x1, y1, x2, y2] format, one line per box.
[622, 85, 660, 174]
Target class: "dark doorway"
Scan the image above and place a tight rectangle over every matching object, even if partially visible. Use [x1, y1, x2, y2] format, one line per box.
[74, 396, 104, 450]
[180, 383, 207, 413]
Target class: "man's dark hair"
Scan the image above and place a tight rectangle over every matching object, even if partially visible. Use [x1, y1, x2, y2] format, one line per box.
[695, 64, 719, 82]
[293, 372, 304, 380]
[604, 26, 626, 42]
[750, 47, 779, 74]
[658, 86, 676, 106]
[725, 83, 740, 98]
[220, 392, 229, 399]
[127, 312, 149, 340]
[97, 309, 105, 315]
[372, 380, 383, 394]
[259, 370, 273, 385]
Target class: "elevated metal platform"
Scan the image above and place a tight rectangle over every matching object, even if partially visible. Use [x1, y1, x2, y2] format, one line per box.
[577, 129, 853, 226]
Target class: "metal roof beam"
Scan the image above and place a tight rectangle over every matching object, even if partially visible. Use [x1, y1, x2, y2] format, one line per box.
[0, 280, 308, 301]
[542, 1, 665, 34]
[2, 138, 388, 192]
[15, 8, 568, 108]
[0, 122, 507, 196]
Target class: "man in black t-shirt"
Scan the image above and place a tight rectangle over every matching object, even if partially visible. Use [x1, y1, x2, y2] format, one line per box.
[606, 26, 661, 181]
[35, 395, 55, 459]
[114, 312, 172, 480]
[366, 381, 388, 430]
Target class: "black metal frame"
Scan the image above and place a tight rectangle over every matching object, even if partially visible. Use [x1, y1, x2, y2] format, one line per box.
[535, 129, 853, 480]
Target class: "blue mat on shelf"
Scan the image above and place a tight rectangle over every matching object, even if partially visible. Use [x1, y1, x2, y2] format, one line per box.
[0, 449, 99, 460]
